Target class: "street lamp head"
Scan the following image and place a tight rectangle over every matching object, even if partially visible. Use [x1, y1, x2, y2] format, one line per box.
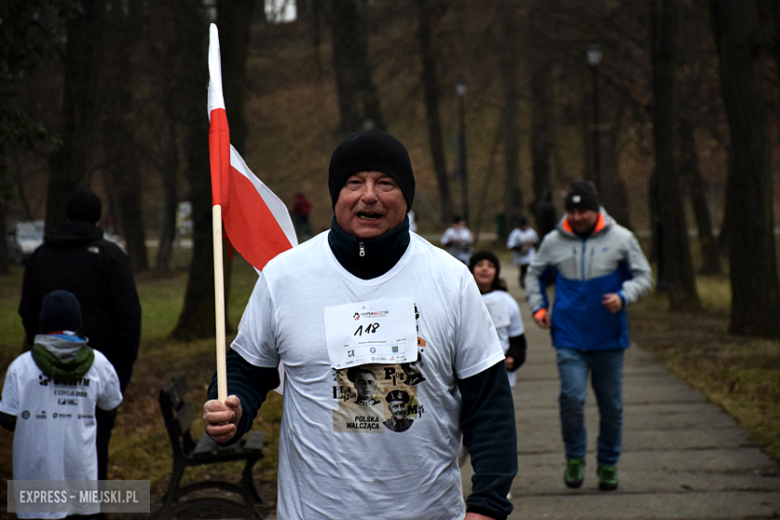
[586, 43, 603, 66]
[455, 78, 467, 97]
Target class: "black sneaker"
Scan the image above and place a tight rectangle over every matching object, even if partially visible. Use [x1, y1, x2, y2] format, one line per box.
[597, 465, 619, 491]
[564, 457, 585, 489]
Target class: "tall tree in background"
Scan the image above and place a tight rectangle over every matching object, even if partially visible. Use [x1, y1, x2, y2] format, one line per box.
[46, 0, 106, 230]
[652, 0, 700, 310]
[677, 0, 721, 275]
[217, 0, 255, 331]
[415, 0, 453, 225]
[145, 0, 186, 274]
[599, 94, 632, 230]
[219, 0, 254, 156]
[297, 0, 324, 75]
[498, 0, 522, 237]
[172, 5, 215, 341]
[0, 1, 78, 274]
[329, 0, 384, 134]
[528, 0, 553, 209]
[677, 113, 721, 274]
[102, 0, 148, 272]
[710, 0, 780, 338]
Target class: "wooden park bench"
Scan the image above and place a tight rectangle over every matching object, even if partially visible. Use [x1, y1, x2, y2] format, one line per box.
[153, 376, 266, 519]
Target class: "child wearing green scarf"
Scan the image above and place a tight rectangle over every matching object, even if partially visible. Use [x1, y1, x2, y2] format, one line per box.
[1, 290, 123, 518]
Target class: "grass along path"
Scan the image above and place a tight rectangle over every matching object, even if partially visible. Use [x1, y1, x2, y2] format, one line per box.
[628, 276, 780, 462]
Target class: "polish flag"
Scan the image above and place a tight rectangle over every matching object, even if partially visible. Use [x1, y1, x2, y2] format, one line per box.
[208, 24, 297, 271]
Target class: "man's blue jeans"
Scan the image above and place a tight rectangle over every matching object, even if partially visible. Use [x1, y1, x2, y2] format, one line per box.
[556, 348, 624, 466]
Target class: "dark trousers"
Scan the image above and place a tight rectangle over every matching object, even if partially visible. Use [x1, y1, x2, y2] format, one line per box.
[96, 409, 118, 480]
[519, 264, 530, 289]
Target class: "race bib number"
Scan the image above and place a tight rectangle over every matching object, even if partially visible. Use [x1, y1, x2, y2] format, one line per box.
[324, 297, 417, 369]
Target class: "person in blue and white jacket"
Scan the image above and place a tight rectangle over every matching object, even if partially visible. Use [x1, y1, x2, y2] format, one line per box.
[525, 179, 652, 493]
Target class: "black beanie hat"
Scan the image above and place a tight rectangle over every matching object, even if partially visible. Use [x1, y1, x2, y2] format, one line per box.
[38, 290, 82, 334]
[66, 190, 102, 223]
[328, 129, 415, 212]
[469, 250, 501, 278]
[564, 180, 600, 212]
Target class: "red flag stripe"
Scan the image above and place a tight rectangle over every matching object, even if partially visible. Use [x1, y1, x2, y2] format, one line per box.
[223, 163, 294, 270]
[209, 108, 230, 207]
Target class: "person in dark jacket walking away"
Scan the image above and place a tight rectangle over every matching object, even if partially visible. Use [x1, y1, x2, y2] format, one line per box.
[525, 180, 652, 492]
[18, 190, 141, 481]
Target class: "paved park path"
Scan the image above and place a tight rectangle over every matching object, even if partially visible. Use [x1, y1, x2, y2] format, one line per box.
[461, 263, 780, 519]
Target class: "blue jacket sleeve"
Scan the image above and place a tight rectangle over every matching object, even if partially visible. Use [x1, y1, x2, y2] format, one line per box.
[207, 349, 280, 445]
[459, 361, 518, 520]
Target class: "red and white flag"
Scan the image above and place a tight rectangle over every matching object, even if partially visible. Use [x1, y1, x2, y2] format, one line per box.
[208, 24, 297, 271]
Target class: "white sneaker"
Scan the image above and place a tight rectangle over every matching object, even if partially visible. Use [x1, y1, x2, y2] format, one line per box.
[506, 491, 512, 500]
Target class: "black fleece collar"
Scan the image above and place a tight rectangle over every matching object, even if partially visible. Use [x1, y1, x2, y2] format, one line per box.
[328, 215, 410, 279]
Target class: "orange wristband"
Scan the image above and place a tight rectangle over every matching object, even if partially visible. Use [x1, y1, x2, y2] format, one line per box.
[533, 308, 548, 320]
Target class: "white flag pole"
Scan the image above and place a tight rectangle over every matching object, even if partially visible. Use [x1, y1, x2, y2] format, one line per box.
[209, 24, 228, 403]
[213, 205, 228, 403]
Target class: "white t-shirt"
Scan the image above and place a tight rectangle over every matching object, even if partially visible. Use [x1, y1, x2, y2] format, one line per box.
[440, 226, 474, 263]
[480, 290, 525, 387]
[0, 349, 122, 519]
[232, 232, 504, 520]
[507, 227, 539, 266]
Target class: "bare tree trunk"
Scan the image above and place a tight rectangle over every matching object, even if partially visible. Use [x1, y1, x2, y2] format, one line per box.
[599, 98, 632, 229]
[219, 0, 254, 155]
[0, 164, 8, 275]
[155, 118, 179, 274]
[296, 0, 311, 20]
[528, 0, 552, 210]
[473, 124, 504, 240]
[416, 0, 453, 225]
[329, 0, 384, 134]
[710, 0, 780, 338]
[499, 0, 522, 238]
[601, 126, 632, 230]
[147, 0, 187, 274]
[171, 4, 216, 341]
[652, 0, 700, 310]
[311, 0, 324, 77]
[299, 0, 324, 76]
[173, 118, 215, 341]
[102, 0, 148, 273]
[677, 114, 721, 275]
[774, 0, 780, 99]
[11, 152, 34, 220]
[529, 62, 552, 211]
[46, 0, 105, 230]
[648, 169, 662, 267]
[217, 0, 255, 333]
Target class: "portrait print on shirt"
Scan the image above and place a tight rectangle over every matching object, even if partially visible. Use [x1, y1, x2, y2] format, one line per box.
[332, 358, 424, 433]
[400, 351, 426, 386]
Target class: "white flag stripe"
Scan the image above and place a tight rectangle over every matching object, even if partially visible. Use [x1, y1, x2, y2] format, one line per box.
[207, 24, 225, 117]
[229, 145, 299, 248]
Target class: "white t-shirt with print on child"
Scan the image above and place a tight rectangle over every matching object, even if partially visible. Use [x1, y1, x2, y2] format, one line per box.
[0, 348, 122, 519]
